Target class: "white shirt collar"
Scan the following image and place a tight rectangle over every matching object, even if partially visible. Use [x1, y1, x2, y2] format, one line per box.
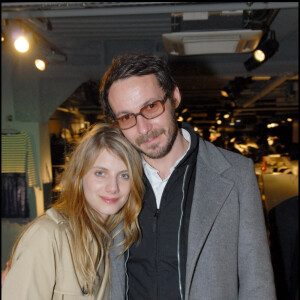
[142, 128, 191, 181]
[142, 128, 190, 208]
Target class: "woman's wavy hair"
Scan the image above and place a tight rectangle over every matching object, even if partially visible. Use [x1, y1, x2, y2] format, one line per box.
[99, 52, 178, 121]
[53, 122, 144, 294]
[9, 122, 144, 296]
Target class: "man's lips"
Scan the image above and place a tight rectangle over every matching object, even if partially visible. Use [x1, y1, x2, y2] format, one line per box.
[100, 196, 119, 204]
[143, 135, 158, 145]
[136, 129, 165, 146]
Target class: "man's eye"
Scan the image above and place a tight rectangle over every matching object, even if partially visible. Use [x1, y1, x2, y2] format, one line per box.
[120, 114, 133, 121]
[146, 103, 157, 110]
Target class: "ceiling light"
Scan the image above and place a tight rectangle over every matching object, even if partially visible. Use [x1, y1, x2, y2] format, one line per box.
[1, 31, 5, 43]
[244, 30, 279, 71]
[35, 58, 48, 71]
[253, 32, 279, 63]
[177, 116, 184, 122]
[14, 35, 30, 53]
[182, 108, 188, 114]
[267, 123, 279, 128]
[224, 113, 230, 119]
[220, 88, 230, 98]
[221, 77, 252, 99]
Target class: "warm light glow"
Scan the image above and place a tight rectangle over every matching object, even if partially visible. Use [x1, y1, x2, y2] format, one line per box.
[223, 113, 230, 119]
[217, 119, 222, 125]
[14, 36, 30, 53]
[254, 49, 265, 62]
[194, 126, 198, 132]
[267, 123, 279, 128]
[287, 118, 293, 122]
[182, 108, 188, 114]
[187, 117, 192, 122]
[35, 59, 47, 71]
[220, 90, 229, 98]
[1, 35, 4, 42]
[177, 116, 184, 122]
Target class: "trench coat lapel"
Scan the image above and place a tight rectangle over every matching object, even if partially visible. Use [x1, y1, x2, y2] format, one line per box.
[185, 140, 234, 298]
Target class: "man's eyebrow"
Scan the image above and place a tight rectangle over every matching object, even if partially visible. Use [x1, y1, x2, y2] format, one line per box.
[116, 98, 161, 117]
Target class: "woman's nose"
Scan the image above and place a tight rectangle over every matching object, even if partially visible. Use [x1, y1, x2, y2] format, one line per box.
[105, 178, 119, 194]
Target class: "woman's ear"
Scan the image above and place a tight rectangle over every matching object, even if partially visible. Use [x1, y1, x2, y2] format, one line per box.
[172, 86, 181, 109]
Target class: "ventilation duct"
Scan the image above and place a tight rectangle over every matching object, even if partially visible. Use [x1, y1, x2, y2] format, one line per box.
[162, 29, 263, 56]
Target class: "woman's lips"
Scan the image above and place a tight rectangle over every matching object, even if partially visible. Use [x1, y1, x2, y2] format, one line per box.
[100, 196, 119, 204]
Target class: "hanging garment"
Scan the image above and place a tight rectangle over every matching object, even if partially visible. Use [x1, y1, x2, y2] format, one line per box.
[2, 173, 29, 218]
[1, 131, 38, 218]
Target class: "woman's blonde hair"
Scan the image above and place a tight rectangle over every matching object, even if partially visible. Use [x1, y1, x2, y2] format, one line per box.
[9, 122, 144, 295]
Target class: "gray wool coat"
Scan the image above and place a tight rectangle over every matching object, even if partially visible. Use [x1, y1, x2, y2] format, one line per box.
[109, 139, 276, 300]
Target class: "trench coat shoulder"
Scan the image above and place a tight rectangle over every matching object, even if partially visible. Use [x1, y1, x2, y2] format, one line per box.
[14, 208, 67, 256]
[1, 209, 66, 300]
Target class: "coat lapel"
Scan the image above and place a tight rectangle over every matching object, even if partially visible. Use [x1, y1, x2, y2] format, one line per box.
[185, 140, 234, 298]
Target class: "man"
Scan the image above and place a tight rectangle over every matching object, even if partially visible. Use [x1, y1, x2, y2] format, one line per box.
[2, 52, 275, 299]
[100, 52, 276, 299]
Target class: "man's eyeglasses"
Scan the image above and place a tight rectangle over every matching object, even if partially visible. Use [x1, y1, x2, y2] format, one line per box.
[115, 94, 168, 130]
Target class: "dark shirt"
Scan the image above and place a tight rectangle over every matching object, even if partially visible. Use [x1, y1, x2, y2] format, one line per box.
[126, 122, 199, 300]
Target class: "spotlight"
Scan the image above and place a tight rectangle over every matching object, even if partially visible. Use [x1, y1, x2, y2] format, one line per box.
[181, 107, 188, 114]
[253, 33, 279, 63]
[14, 35, 30, 53]
[1, 31, 6, 43]
[220, 86, 238, 99]
[244, 30, 279, 71]
[220, 87, 230, 98]
[220, 77, 251, 99]
[35, 58, 48, 71]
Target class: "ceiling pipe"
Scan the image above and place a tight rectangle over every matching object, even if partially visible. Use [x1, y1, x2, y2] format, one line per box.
[233, 76, 289, 116]
[2, 2, 299, 19]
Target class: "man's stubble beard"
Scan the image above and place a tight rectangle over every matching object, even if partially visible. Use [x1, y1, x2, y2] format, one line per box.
[134, 111, 179, 159]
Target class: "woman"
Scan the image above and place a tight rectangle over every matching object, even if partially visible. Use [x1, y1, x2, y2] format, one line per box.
[2, 123, 144, 300]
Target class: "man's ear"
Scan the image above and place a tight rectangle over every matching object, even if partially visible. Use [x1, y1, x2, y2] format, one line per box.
[172, 86, 181, 109]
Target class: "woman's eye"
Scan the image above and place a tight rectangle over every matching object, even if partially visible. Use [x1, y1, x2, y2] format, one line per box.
[95, 171, 104, 176]
[120, 173, 130, 179]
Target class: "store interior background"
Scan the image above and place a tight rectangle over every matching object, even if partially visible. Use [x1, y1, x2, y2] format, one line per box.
[1, 2, 298, 270]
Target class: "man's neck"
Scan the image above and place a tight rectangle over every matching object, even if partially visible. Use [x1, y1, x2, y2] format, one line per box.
[143, 129, 190, 180]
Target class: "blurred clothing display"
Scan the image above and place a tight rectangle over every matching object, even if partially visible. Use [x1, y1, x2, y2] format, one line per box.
[1, 131, 38, 218]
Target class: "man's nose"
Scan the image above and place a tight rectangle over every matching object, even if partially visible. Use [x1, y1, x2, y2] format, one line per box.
[136, 115, 152, 135]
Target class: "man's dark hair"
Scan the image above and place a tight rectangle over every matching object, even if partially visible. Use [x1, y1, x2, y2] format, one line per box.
[99, 52, 178, 120]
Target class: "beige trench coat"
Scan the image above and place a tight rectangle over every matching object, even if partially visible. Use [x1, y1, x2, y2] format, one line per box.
[2, 208, 110, 300]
